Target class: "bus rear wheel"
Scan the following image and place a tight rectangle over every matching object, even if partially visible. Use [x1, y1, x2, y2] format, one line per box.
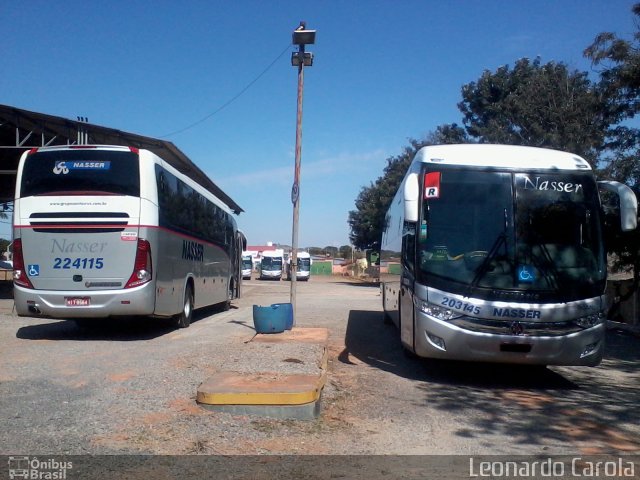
[174, 284, 194, 329]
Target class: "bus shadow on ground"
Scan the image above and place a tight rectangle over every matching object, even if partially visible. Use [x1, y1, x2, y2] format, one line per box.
[334, 280, 380, 289]
[342, 309, 577, 389]
[343, 309, 640, 452]
[15, 303, 232, 342]
[0, 283, 12, 300]
[16, 317, 176, 341]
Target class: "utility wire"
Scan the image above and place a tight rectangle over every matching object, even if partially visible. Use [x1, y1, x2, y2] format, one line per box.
[160, 43, 293, 138]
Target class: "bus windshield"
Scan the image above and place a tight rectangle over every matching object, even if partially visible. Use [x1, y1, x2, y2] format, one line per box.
[20, 149, 140, 197]
[298, 258, 311, 271]
[418, 168, 605, 302]
[262, 257, 282, 269]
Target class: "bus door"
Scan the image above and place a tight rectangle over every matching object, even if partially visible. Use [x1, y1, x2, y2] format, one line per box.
[399, 221, 416, 351]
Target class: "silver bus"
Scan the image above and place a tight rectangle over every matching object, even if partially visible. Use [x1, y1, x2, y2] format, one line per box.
[380, 144, 637, 365]
[12, 145, 243, 328]
[259, 251, 283, 280]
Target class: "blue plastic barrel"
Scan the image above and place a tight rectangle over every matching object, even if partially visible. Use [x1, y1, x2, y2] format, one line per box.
[252, 303, 293, 333]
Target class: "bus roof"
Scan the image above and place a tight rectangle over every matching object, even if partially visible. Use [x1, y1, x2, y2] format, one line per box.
[414, 144, 592, 171]
[0, 104, 243, 214]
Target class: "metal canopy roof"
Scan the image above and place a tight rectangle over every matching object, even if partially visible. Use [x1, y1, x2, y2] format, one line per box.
[0, 104, 243, 214]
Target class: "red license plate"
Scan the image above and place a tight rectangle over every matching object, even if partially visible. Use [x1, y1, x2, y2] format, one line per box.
[66, 297, 90, 307]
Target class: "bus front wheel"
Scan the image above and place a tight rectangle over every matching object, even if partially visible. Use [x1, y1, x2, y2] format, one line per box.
[175, 284, 194, 329]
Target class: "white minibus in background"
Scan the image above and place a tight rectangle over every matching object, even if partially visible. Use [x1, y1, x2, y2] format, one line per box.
[259, 251, 283, 280]
[380, 144, 637, 366]
[242, 252, 253, 280]
[12, 145, 243, 328]
[287, 251, 312, 281]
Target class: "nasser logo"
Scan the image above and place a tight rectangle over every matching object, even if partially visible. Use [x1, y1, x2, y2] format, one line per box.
[510, 321, 525, 336]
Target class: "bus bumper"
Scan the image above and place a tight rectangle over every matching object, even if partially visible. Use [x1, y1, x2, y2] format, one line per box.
[413, 311, 605, 366]
[260, 271, 281, 280]
[13, 283, 157, 319]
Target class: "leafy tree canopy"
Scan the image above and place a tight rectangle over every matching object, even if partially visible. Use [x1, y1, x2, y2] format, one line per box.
[585, 3, 640, 185]
[348, 3, 640, 259]
[348, 129, 466, 250]
[458, 57, 608, 167]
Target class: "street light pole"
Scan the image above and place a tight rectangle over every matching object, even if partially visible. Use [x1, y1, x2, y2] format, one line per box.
[290, 22, 315, 325]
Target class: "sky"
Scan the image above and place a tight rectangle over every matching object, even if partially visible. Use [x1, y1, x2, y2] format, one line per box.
[1, 0, 638, 247]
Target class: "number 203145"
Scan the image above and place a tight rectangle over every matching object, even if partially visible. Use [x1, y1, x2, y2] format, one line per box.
[441, 297, 481, 315]
[53, 257, 104, 269]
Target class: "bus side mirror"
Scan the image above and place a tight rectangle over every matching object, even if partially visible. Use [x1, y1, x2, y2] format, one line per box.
[404, 173, 419, 223]
[598, 181, 638, 231]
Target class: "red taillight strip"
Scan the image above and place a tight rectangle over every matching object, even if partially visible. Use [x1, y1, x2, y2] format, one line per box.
[125, 239, 152, 289]
[12, 239, 34, 289]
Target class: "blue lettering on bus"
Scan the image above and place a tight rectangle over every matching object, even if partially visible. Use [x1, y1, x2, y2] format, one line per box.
[493, 308, 541, 319]
[182, 240, 204, 262]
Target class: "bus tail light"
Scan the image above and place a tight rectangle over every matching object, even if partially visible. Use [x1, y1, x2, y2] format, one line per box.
[125, 239, 152, 289]
[12, 239, 34, 289]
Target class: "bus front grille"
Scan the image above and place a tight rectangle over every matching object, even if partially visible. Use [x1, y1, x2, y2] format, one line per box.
[449, 317, 585, 337]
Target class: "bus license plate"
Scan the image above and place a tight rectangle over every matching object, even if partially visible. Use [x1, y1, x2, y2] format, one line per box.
[66, 297, 90, 307]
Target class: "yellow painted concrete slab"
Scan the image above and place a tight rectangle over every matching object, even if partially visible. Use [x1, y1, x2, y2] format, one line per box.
[197, 371, 326, 406]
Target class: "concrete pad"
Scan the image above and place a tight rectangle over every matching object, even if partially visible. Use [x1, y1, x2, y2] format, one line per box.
[198, 395, 323, 420]
[196, 327, 329, 419]
[251, 326, 329, 344]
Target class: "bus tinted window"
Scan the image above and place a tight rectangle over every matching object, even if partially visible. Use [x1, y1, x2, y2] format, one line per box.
[156, 164, 231, 247]
[20, 150, 140, 197]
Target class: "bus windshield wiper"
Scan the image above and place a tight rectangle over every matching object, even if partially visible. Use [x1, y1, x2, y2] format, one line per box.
[466, 233, 507, 296]
[528, 236, 562, 295]
[466, 208, 509, 297]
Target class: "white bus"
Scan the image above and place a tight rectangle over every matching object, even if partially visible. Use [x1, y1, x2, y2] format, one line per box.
[242, 252, 253, 280]
[12, 145, 243, 328]
[259, 251, 283, 280]
[381, 144, 637, 366]
[286, 251, 312, 281]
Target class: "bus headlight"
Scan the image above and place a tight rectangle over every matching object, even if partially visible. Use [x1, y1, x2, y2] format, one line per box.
[574, 312, 605, 329]
[418, 300, 462, 322]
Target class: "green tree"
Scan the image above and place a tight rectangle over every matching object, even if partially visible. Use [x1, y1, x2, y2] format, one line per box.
[323, 246, 338, 258]
[458, 57, 609, 166]
[348, 140, 423, 250]
[584, 3, 640, 184]
[339, 245, 353, 260]
[348, 128, 467, 251]
[347, 6, 639, 256]
[584, 3, 640, 314]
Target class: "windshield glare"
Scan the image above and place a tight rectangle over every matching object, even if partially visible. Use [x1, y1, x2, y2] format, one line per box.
[262, 257, 282, 269]
[418, 168, 605, 301]
[298, 258, 311, 270]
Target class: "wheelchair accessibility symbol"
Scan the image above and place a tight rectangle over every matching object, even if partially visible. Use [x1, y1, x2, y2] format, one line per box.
[28, 265, 40, 276]
[517, 265, 535, 283]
